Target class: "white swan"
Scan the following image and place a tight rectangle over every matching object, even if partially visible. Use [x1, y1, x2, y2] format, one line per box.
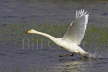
[27, 9, 95, 59]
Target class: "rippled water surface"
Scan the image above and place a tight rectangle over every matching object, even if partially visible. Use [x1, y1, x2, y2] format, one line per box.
[0, 0, 108, 72]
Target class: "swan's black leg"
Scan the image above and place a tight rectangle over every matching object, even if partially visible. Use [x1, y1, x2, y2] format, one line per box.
[59, 53, 74, 57]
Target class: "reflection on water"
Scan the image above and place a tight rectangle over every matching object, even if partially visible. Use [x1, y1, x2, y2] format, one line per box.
[56, 58, 108, 72]
[0, 0, 108, 72]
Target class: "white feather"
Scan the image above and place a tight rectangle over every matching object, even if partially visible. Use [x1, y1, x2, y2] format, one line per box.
[63, 9, 89, 45]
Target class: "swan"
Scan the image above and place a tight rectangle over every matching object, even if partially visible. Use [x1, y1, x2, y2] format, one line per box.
[27, 9, 95, 59]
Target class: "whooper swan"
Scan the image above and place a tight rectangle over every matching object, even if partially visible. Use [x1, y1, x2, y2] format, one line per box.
[27, 9, 95, 59]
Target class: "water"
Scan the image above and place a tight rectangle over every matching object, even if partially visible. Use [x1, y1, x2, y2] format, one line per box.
[0, 0, 108, 72]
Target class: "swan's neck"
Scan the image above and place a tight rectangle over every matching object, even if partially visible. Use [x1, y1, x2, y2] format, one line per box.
[27, 29, 56, 41]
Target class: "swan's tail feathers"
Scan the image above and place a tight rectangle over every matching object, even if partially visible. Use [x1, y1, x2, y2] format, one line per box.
[27, 29, 40, 34]
[80, 52, 96, 60]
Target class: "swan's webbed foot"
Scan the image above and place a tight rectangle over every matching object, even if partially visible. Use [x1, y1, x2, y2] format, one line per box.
[59, 53, 74, 57]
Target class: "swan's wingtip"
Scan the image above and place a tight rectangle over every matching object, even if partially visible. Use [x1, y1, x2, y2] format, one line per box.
[76, 9, 89, 18]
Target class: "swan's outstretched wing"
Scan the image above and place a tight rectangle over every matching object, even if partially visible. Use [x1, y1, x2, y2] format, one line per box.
[63, 9, 89, 45]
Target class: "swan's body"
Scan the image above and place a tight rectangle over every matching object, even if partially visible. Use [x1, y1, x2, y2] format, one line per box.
[27, 9, 94, 59]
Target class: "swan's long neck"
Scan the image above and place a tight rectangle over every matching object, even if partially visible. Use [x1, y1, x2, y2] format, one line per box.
[27, 29, 56, 41]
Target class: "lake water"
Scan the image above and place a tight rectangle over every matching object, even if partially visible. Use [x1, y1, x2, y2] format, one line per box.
[0, 0, 108, 72]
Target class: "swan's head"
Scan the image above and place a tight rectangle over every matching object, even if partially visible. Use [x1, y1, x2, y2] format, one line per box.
[26, 29, 39, 34]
